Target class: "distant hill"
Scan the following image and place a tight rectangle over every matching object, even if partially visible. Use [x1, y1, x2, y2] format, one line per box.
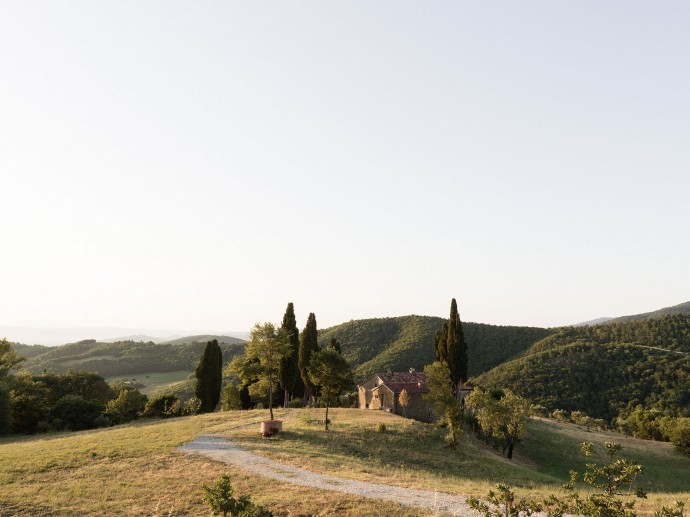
[475, 314, 690, 421]
[317, 315, 552, 382]
[572, 317, 613, 327]
[605, 301, 690, 324]
[100, 335, 165, 343]
[19, 338, 245, 377]
[159, 335, 245, 346]
[9, 342, 51, 359]
[572, 301, 690, 327]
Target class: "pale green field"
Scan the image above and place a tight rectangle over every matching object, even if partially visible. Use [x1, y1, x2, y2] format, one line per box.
[106, 370, 192, 396]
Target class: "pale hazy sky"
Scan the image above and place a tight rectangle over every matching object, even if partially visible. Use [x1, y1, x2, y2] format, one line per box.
[1, 2, 688, 340]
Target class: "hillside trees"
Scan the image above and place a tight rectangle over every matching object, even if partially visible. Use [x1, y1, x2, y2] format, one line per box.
[279, 303, 302, 407]
[308, 348, 353, 430]
[195, 340, 223, 413]
[447, 298, 468, 387]
[432, 299, 469, 392]
[1, 338, 23, 377]
[327, 337, 342, 354]
[244, 323, 292, 421]
[465, 388, 530, 459]
[423, 361, 463, 446]
[434, 322, 449, 363]
[0, 338, 23, 434]
[298, 313, 320, 407]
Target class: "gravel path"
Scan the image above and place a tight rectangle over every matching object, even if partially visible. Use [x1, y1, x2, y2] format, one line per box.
[179, 434, 477, 516]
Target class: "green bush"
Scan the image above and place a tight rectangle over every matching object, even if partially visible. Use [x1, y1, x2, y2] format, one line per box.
[376, 422, 386, 433]
[203, 473, 273, 516]
[0, 383, 10, 434]
[105, 389, 147, 425]
[50, 395, 104, 431]
[669, 418, 690, 455]
[143, 393, 181, 418]
[183, 397, 202, 416]
[287, 397, 303, 408]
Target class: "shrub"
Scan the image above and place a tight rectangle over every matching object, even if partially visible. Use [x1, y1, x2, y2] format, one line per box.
[203, 473, 273, 516]
[143, 393, 181, 418]
[105, 389, 147, 425]
[376, 422, 386, 433]
[552, 409, 569, 423]
[93, 414, 111, 428]
[669, 418, 690, 455]
[221, 383, 243, 411]
[530, 404, 548, 418]
[0, 383, 10, 434]
[183, 397, 202, 416]
[50, 395, 104, 431]
[287, 397, 303, 408]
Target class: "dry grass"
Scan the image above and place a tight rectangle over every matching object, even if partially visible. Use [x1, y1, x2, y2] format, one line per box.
[1, 408, 688, 516]
[0, 411, 427, 516]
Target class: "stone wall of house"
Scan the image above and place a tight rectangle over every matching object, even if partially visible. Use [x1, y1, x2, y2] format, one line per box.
[369, 385, 395, 411]
[396, 392, 433, 422]
[358, 376, 381, 409]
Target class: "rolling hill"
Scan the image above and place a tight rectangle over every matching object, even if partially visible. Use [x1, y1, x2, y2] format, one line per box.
[605, 301, 690, 324]
[474, 314, 690, 421]
[317, 315, 552, 381]
[18, 338, 246, 377]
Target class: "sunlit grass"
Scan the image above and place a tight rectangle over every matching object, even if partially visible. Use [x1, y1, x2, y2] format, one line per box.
[0, 411, 426, 516]
[1, 409, 688, 515]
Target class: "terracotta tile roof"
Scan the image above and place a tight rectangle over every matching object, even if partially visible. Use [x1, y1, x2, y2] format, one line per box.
[376, 371, 429, 394]
[378, 371, 426, 384]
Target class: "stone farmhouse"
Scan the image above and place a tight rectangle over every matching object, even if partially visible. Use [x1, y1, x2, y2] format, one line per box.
[358, 369, 433, 422]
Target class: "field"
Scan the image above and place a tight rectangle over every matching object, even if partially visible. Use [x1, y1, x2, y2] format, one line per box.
[0, 409, 688, 516]
[106, 371, 192, 396]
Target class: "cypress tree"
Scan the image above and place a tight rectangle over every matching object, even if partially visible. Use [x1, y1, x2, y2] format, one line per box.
[195, 339, 223, 413]
[279, 302, 302, 407]
[446, 298, 468, 388]
[298, 312, 319, 407]
[327, 337, 342, 354]
[0, 383, 9, 435]
[434, 322, 449, 363]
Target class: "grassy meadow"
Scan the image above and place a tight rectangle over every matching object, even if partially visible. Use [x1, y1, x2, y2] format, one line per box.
[105, 371, 192, 396]
[0, 408, 688, 516]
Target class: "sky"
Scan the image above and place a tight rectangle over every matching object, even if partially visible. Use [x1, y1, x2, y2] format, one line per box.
[1, 2, 689, 344]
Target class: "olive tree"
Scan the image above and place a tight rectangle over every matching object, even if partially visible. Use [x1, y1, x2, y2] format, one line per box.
[308, 349, 353, 430]
[245, 322, 292, 421]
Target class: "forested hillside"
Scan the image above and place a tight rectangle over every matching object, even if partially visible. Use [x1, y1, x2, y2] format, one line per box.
[19, 339, 245, 377]
[9, 342, 50, 358]
[605, 301, 690, 324]
[475, 314, 690, 421]
[317, 315, 552, 381]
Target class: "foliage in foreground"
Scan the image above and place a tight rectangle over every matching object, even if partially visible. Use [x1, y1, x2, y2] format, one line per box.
[465, 388, 530, 459]
[423, 361, 462, 446]
[468, 441, 686, 517]
[195, 339, 223, 413]
[203, 473, 273, 517]
[307, 348, 353, 430]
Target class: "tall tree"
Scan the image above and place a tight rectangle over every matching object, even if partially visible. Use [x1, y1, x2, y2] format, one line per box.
[244, 322, 292, 421]
[434, 322, 449, 363]
[423, 361, 463, 446]
[279, 303, 302, 407]
[0, 338, 24, 377]
[446, 298, 468, 388]
[298, 312, 319, 407]
[308, 349, 353, 430]
[194, 339, 223, 413]
[327, 337, 342, 354]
